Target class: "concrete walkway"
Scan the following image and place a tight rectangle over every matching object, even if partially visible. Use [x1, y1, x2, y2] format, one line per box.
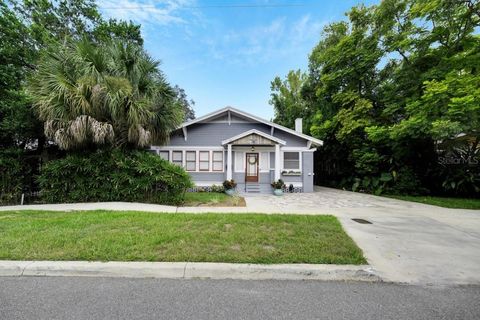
[1, 187, 479, 285]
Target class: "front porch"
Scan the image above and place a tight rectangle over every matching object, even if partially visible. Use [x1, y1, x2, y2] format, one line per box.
[222, 129, 303, 194]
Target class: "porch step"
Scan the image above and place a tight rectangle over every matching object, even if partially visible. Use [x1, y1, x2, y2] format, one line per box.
[245, 184, 261, 193]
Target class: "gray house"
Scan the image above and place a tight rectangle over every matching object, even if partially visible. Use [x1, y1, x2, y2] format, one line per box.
[150, 107, 323, 193]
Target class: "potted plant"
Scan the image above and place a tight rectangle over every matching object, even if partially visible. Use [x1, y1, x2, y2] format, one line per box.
[271, 179, 285, 196]
[223, 179, 237, 196]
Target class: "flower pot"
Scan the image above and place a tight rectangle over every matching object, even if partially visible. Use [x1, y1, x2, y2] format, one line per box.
[273, 189, 283, 196]
[225, 188, 236, 196]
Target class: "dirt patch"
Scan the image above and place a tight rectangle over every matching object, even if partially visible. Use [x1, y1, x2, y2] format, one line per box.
[197, 197, 246, 207]
[230, 244, 241, 251]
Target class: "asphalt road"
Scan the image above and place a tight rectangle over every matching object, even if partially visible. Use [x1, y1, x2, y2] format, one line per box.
[0, 277, 479, 320]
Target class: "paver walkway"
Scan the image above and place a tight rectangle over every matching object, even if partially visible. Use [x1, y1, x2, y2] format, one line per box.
[1, 186, 479, 285]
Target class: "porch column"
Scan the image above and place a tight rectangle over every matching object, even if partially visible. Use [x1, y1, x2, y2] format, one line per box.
[274, 144, 281, 181]
[227, 144, 232, 180]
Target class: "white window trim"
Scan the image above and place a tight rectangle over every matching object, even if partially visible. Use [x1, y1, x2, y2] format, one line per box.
[151, 146, 224, 151]
[171, 150, 184, 168]
[158, 150, 169, 161]
[185, 151, 197, 172]
[158, 148, 225, 173]
[212, 150, 224, 172]
[281, 151, 302, 171]
[198, 150, 210, 171]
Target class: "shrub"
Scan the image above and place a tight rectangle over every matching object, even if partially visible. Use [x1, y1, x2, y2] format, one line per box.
[38, 149, 193, 205]
[210, 184, 224, 193]
[223, 179, 237, 190]
[0, 149, 31, 204]
[271, 179, 285, 189]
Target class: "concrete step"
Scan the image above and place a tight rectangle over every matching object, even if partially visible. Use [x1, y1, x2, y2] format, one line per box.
[237, 183, 272, 194]
[245, 184, 262, 193]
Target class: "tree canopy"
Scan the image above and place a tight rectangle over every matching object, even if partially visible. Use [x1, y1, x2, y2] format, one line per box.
[29, 38, 183, 150]
[270, 0, 480, 196]
[1, 0, 192, 151]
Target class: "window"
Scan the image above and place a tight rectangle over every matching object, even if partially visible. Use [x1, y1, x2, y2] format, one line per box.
[172, 151, 183, 166]
[283, 152, 300, 170]
[159, 151, 169, 161]
[213, 151, 223, 171]
[186, 151, 196, 171]
[199, 151, 209, 171]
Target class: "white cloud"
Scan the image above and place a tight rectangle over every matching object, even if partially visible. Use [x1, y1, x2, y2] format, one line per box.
[202, 15, 326, 65]
[98, 0, 195, 26]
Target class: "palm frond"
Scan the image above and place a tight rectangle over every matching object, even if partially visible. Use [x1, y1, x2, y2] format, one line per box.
[28, 38, 184, 150]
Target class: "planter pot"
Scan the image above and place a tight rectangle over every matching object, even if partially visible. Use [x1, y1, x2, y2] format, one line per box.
[225, 189, 236, 196]
[273, 189, 283, 196]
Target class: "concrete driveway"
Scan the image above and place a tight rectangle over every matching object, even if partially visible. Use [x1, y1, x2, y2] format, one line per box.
[247, 187, 480, 285]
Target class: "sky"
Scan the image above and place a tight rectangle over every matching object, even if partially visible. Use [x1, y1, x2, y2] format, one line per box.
[99, 0, 378, 120]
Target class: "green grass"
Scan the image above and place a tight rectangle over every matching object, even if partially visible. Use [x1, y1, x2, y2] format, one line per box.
[385, 195, 480, 209]
[0, 210, 365, 264]
[182, 192, 245, 207]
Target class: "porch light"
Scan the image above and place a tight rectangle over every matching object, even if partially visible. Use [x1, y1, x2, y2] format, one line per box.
[251, 146, 255, 152]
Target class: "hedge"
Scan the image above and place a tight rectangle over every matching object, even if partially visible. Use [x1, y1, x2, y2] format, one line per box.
[38, 149, 193, 205]
[0, 148, 32, 204]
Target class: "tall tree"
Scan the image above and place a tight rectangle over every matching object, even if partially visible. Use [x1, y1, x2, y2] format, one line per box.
[28, 38, 183, 150]
[93, 19, 144, 45]
[269, 70, 309, 132]
[173, 85, 196, 121]
[10, 0, 101, 46]
[270, 0, 480, 196]
[1, 0, 146, 149]
[0, 1, 40, 148]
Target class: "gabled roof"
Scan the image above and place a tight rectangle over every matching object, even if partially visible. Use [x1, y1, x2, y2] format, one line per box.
[221, 129, 286, 145]
[178, 106, 323, 146]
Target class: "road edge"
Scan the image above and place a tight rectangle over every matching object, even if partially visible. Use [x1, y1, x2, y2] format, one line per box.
[0, 260, 381, 282]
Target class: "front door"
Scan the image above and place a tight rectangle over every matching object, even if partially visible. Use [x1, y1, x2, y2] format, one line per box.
[245, 153, 259, 182]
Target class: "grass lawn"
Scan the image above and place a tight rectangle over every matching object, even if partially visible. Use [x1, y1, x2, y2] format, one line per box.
[182, 192, 246, 207]
[386, 195, 480, 209]
[0, 210, 365, 264]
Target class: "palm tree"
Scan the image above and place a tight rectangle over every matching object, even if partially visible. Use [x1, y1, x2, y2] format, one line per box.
[28, 38, 183, 150]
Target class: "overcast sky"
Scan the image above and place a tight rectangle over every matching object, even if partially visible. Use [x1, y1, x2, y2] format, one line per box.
[99, 0, 378, 119]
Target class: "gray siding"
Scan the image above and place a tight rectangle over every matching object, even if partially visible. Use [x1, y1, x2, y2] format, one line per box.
[168, 123, 270, 146]
[258, 172, 271, 184]
[189, 172, 225, 182]
[166, 122, 310, 147]
[302, 152, 314, 192]
[233, 172, 270, 184]
[281, 175, 302, 183]
[232, 172, 244, 182]
[273, 129, 308, 147]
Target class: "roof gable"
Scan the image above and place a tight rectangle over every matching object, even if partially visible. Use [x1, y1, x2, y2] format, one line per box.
[221, 129, 286, 145]
[179, 107, 323, 146]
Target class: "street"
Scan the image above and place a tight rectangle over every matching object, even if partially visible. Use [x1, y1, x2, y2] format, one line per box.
[1, 277, 479, 320]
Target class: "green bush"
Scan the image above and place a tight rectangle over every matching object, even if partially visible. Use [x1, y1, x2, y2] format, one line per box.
[38, 149, 193, 205]
[0, 148, 31, 204]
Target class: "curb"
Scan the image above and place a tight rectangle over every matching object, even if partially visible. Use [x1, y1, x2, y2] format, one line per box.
[0, 261, 381, 282]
